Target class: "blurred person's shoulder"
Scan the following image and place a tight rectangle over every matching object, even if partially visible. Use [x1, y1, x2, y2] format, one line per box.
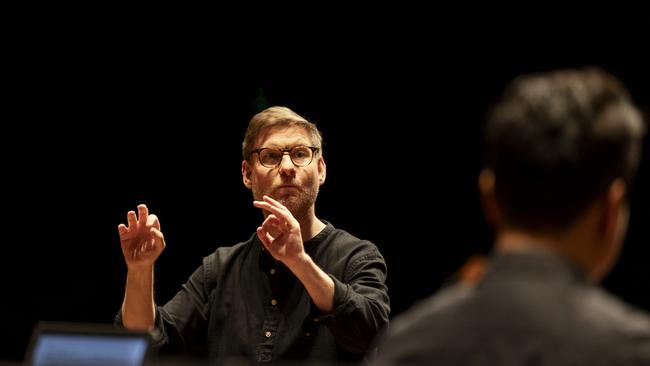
[387, 282, 475, 338]
[575, 285, 650, 339]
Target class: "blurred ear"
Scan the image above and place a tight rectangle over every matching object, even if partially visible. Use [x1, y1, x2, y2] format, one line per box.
[479, 168, 503, 229]
[242, 160, 253, 189]
[590, 179, 628, 281]
[318, 156, 326, 185]
[601, 179, 627, 239]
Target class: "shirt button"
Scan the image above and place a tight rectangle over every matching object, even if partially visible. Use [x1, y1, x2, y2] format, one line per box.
[265, 331, 272, 338]
[271, 299, 278, 306]
[270, 268, 276, 275]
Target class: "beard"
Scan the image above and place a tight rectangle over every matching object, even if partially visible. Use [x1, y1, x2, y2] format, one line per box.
[253, 176, 319, 219]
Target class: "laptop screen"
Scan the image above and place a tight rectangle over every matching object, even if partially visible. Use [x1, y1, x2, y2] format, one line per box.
[26, 322, 150, 366]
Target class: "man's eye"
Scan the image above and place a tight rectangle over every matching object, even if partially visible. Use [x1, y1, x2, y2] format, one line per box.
[293, 150, 309, 158]
[264, 151, 282, 159]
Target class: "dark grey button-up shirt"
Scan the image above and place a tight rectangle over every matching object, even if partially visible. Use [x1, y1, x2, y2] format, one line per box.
[374, 251, 650, 365]
[117, 222, 390, 365]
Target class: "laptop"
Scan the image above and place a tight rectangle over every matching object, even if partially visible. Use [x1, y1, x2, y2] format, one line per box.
[24, 321, 152, 366]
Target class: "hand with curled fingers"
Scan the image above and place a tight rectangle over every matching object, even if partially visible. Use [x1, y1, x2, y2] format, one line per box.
[253, 196, 305, 264]
[118, 204, 166, 271]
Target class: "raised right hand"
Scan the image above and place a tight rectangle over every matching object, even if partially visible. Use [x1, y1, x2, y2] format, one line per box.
[118, 204, 166, 271]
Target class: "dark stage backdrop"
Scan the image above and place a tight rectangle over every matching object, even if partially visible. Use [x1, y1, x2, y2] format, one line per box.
[2, 36, 649, 361]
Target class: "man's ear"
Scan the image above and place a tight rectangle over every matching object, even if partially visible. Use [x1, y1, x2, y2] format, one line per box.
[589, 179, 628, 282]
[601, 179, 627, 238]
[479, 168, 503, 229]
[242, 160, 253, 189]
[318, 156, 326, 185]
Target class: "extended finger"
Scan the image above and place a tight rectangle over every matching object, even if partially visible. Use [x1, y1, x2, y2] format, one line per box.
[254, 200, 290, 221]
[118, 224, 128, 236]
[262, 195, 291, 214]
[138, 204, 149, 226]
[127, 211, 137, 229]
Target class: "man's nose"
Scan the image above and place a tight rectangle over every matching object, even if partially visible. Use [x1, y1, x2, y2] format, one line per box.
[278, 153, 296, 175]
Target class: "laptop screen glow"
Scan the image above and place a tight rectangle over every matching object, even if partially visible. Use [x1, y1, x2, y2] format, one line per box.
[31, 333, 148, 366]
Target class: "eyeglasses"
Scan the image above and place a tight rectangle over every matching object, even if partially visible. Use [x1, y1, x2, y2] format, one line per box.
[249, 146, 319, 168]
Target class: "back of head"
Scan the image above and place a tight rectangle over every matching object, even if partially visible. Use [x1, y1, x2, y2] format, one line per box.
[486, 67, 645, 232]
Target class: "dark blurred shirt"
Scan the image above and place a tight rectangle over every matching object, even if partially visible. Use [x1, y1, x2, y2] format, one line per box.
[117, 222, 389, 365]
[374, 251, 650, 365]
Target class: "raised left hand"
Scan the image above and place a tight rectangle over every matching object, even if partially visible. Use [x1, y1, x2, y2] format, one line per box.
[253, 195, 305, 264]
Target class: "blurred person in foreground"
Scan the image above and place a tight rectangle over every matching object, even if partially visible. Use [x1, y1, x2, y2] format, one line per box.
[374, 67, 650, 365]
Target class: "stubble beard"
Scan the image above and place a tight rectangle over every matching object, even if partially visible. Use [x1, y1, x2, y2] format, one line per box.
[253, 178, 319, 219]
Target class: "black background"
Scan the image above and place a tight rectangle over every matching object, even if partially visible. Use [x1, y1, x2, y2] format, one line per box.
[2, 13, 649, 361]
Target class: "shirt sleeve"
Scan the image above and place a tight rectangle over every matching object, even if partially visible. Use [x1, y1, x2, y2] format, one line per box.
[114, 307, 167, 349]
[314, 246, 390, 353]
[114, 256, 214, 356]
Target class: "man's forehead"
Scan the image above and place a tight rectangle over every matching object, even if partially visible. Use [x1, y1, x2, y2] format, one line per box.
[256, 125, 311, 146]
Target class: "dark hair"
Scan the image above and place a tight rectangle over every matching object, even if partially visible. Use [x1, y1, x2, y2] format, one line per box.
[486, 67, 645, 232]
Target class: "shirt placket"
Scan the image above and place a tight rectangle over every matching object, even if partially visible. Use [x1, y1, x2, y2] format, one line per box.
[258, 263, 283, 363]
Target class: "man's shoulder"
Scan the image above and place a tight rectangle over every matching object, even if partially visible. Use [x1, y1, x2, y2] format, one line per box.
[378, 283, 650, 364]
[323, 224, 380, 254]
[388, 283, 474, 338]
[374, 284, 474, 364]
[574, 285, 650, 338]
[310, 223, 386, 278]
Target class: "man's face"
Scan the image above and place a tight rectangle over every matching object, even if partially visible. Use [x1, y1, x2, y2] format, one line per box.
[243, 125, 326, 218]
